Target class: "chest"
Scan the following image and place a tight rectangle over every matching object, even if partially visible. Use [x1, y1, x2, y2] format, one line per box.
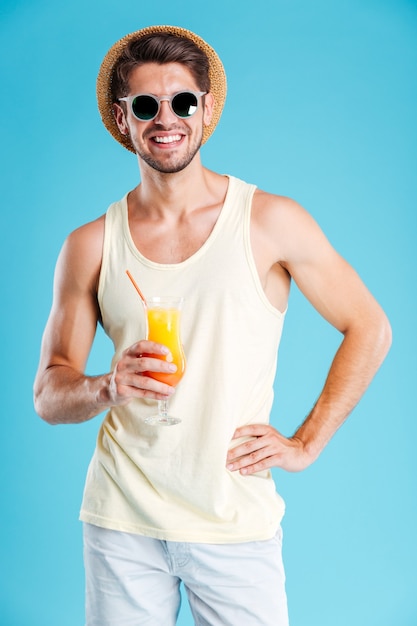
[128, 209, 221, 264]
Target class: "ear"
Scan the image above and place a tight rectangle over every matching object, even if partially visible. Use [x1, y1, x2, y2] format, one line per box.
[113, 103, 129, 135]
[203, 92, 215, 127]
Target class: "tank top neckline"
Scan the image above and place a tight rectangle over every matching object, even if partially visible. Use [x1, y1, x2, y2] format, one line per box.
[120, 174, 236, 270]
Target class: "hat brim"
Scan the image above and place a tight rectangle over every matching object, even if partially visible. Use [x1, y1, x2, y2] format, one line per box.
[96, 25, 227, 153]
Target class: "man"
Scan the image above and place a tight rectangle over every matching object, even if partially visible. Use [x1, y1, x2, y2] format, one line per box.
[34, 25, 391, 626]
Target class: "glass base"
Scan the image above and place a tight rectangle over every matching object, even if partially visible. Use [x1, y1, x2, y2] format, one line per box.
[144, 415, 181, 426]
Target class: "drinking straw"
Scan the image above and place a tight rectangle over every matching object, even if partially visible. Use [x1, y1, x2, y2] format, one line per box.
[126, 270, 147, 306]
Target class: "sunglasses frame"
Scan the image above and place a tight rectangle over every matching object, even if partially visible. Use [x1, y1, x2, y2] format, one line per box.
[118, 90, 207, 122]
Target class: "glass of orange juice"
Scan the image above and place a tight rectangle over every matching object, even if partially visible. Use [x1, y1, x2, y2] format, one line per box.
[144, 296, 186, 426]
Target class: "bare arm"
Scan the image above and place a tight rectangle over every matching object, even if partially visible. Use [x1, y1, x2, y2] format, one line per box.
[227, 194, 392, 473]
[33, 218, 176, 425]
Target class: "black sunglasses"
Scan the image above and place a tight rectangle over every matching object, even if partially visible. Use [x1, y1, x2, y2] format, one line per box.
[118, 90, 206, 122]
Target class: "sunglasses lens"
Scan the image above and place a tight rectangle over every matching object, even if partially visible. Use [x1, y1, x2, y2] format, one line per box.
[132, 95, 159, 120]
[172, 92, 199, 118]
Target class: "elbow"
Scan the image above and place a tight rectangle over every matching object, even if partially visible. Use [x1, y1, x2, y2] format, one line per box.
[366, 307, 392, 365]
[345, 306, 392, 364]
[33, 381, 58, 425]
[378, 311, 392, 359]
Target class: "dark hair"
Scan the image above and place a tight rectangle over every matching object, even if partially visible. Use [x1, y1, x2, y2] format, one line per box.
[111, 33, 211, 102]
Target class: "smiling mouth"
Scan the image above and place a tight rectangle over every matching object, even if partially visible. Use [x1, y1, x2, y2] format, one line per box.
[152, 134, 183, 144]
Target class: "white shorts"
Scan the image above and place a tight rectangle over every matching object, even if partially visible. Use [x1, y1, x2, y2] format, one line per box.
[83, 523, 289, 626]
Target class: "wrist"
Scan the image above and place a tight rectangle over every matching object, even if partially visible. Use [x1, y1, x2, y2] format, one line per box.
[292, 412, 329, 464]
[94, 373, 113, 409]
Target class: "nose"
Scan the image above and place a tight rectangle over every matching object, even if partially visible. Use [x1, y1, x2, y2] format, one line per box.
[154, 99, 177, 125]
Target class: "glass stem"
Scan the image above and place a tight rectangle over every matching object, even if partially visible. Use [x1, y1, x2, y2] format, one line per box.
[159, 399, 169, 418]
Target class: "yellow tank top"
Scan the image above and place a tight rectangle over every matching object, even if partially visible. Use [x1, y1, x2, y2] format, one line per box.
[80, 175, 286, 543]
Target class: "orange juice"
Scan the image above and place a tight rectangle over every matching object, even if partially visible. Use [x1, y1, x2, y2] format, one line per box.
[146, 306, 186, 386]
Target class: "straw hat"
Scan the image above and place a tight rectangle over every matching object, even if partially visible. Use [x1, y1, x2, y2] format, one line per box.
[96, 25, 227, 153]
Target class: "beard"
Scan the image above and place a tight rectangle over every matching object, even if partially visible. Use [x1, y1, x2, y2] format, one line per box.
[132, 125, 203, 174]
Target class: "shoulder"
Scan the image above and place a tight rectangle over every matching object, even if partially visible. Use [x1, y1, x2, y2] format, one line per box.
[251, 189, 328, 265]
[66, 213, 105, 249]
[63, 214, 105, 270]
[252, 188, 314, 229]
[56, 214, 105, 294]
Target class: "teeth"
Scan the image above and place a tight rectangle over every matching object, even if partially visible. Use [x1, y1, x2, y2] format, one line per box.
[154, 135, 182, 144]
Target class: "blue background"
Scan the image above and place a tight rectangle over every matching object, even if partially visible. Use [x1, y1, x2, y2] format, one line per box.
[1, 0, 416, 624]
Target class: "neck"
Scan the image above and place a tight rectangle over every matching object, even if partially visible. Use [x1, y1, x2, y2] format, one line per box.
[131, 152, 213, 217]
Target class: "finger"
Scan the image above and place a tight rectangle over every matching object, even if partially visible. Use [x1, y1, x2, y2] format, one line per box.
[138, 387, 176, 400]
[112, 386, 174, 405]
[117, 351, 177, 376]
[133, 356, 177, 375]
[128, 340, 171, 358]
[227, 447, 276, 474]
[232, 424, 271, 440]
[112, 371, 176, 403]
[226, 434, 277, 471]
[227, 426, 276, 463]
[123, 371, 175, 393]
[227, 441, 273, 473]
[226, 437, 263, 464]
[238, 454, 278, 475]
